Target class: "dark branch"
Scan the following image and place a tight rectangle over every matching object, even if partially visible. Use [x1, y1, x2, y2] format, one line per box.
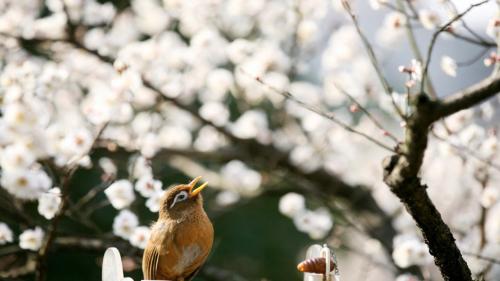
[436, 74, 500, 119]
[383, 93, 472, 280]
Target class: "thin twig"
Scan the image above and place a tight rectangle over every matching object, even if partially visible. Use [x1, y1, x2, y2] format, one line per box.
[0, 245, 22, 256]
[70, 180, 113, 212]
[397, 0, 439, 99]
[457, 47, 492, 67]
[342, 2, 392, 93]
[244, 70, 395, 152]
[447, 31, 497, 48]
[445, 0, 495, 44]
[333, 83, 399, 143]
[431, 131, 500, 172]
[421, 0, 490, 93]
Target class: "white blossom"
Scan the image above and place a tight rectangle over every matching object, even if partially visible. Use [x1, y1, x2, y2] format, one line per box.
[486, 17, 500, 40]
[441, 56, 457, 77]
[395, 274, 419, 281]
[130, 156, 153, 179]
[199, 102, 230, 126]
[0, 223, 13, 245]
[297, 20, 318, 44]
[1, 168, 52, 200]
[135, 176, 162, 198]
[293, 208, 333, 240]
[1, 143, 36, 170]
[19, 227, 44, 251]
[215, 190, 241, 206]
[481, 186, 499, 208]
[99, 157, 118, 177]
[105, 180, 136, 209]
[377, 12, 407, 46]
[129, 226, 151, 249]
[205, 68, 234, 100]
[369, 0, 388, 10]
[158, 125, 192, 149]
[419, 10, 441, 30]
[221, 160, 262, 195]
[38, 188, 62, 220]
[279, 192, 306, 218]
[145, 190, 164, 213]
[113, 210, 139, 239]
[231, 110, 271, 143]
[392, 235, 432, 268]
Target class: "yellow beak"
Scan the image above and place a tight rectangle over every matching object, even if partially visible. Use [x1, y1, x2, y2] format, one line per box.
[189, 176, 208, 198]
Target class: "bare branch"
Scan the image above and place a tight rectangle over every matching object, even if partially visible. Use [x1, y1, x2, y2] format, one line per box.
[436, 74, 500, 119]
[421, 0, 490, 92]
[245, 70, 396, 152]
[332, 83, 399, 143]
[396, 0, 439, 99]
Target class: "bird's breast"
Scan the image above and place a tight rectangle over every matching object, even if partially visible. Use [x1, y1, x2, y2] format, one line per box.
[156, 215, 213, 279]
[172, 244, 202, 274]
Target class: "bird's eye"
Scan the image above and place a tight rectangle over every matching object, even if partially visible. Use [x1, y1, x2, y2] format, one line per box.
[170, 191, 189, 208]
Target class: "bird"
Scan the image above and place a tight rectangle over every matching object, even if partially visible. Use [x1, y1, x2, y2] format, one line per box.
[142, 176, 214, 281]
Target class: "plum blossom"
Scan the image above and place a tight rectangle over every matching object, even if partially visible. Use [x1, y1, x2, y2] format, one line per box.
[105, 179, 136, 209]
[0, 143, 36, 170]
[481, 186, 499, 208]
[377, 12, 407, 46]
[215, 190, 241, 207]
[19, 227, 44, 251]
[113, 210, 139, 239]
[231, 110, 271, 143]
[129, 226, 151, 249]
[392, 235, 432, 268]
[441, 56, 458, 77]
[38, 188, 62, 220]
[221, 160, 262, 195]
[135, 176, 163, 198]
[0, 223, 13, 245]
[486, 17, 500, 40]
[279, 192, 306, 218]
[1, 167, 52, 200]
[419, 10, 441, 30]
[293, 208, 333, 240]
[199, 102, 230, 126]
[146, 190, 165, 213]
[99, 157, 118, 178]
[369, 0, 388, 10]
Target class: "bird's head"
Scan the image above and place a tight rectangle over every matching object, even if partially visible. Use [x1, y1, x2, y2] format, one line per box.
[159, 176, 208, 219]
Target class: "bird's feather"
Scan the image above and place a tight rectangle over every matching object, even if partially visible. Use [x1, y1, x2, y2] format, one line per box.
[142, 243, 160, 279]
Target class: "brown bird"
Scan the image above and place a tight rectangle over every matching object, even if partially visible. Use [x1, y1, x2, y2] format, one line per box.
[143, 176, 214, 281]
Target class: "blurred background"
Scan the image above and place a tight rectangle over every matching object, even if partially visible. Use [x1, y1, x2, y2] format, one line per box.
[0, 0, 499, 281]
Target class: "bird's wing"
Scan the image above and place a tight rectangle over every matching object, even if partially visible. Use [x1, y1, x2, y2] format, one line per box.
[142, 244, 160, 279]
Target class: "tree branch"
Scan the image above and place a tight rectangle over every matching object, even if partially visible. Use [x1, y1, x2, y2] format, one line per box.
[436, 74, 500, 119]
[421, 0, 490, 92]
[382, 68, 500, 280]
[382, 94, 472, 280]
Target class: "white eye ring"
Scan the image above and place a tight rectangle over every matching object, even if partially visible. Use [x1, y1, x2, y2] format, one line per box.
[170, 190, 189, 208]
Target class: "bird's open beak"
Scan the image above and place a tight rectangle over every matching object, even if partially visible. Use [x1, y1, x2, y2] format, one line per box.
[189, 176, 208, 198]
